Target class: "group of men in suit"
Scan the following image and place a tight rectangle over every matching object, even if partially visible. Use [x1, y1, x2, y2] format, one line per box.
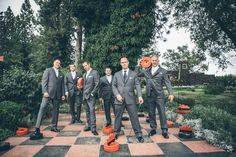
[30, 55, 174, 143]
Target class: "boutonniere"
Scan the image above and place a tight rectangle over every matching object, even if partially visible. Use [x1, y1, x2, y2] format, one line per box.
[60, 75, 63, 78]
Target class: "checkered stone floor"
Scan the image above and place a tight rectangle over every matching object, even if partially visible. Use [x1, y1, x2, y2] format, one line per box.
[1, 113, 230, 157]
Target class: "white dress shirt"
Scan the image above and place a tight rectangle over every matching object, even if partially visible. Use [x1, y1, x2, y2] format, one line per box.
[151, 66, 159, 75]
[106, 75, 112, 83]
[54, 68, 59, 77]
[86, 68, 92, 78]
[71, 71, 76, 80]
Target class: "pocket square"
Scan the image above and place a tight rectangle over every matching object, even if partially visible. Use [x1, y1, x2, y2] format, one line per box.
[88, 76, 92, 78]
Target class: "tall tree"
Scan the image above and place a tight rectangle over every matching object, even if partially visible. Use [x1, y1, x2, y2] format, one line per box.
[162, 45, 208, 72]
[73, 0, 169, 73]
[0, 7, 22, 69]
[33, 0, 75, 70]
[161, 0, 236, 69]
[18, 0, 36, 70]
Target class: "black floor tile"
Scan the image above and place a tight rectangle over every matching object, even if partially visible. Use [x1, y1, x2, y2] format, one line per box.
[158, 142, 195, 157]
[57, 131, 80, 137]
[99, 144, 131, 157]
[75, 137, 100, 145]
[34, 146, 70, 157]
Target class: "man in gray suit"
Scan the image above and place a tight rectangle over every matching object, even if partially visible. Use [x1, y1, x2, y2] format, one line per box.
[64, 64, 83, 124]
[99, 67, 115, 127]
[82, 61, 100, 136]
[112, 57, 144, 143]
[30, 58, 65, 140]
[137, 55, 174, 138]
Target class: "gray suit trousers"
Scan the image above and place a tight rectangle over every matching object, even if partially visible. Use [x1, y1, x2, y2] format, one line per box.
[35, 97, 59, 128]
[148, 92, 167, 130]
[84, 96, 96, 131]
[69, 94, 83, 120]
[104, 99, 115, 125]
[114, 103, 142, 137]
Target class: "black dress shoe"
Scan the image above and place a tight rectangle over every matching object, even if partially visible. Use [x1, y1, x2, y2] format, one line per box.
[30, 131, 43, 140]
[83, 126, 91, 131]
[70, 119, 76, 124]
[114, 133, 119, 139]
[92, 130, 98, 136]
[77, 119, 83, 123]
[162, 132, 169, 139]
[148, 130, 156, 136]
[105, 123, 111, 127]
[51, 127, 60, 132]
[137, 136, 144, 143]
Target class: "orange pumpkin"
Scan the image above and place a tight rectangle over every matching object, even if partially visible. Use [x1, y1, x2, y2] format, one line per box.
[103, 126, 114, 134]
[16, 128, 28, 136]
[167, 120, 174, 128]
[140, 57, 152, 68]
[77, 78, 84, 88]
[176, 104, 190, 114]
[179, 125, 193, 132]
[104, 133, 120, 152]
[179, 125, 193, 139]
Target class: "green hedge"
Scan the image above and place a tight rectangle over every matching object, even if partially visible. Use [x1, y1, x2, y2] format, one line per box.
[0, 129, 15, 142]
[0, 66, 42, 117]
[204, 84, 225, 95]
[195, 95, 236, 116]
[185, 105, 236, 150]
[0, 101, 24, 131]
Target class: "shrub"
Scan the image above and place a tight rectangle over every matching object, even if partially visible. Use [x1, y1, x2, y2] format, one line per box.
[185, 105, 236, 151]
[195, 95, 236, 116]
[204, 84, 225, 95]
[0, 129, 15, 142]
[0, 101, 24, 130]
[0, 66, 42, 117]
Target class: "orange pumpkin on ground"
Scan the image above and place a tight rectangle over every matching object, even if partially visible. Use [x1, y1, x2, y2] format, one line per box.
[177, 104, 190, 114]
[167, 120, 174, 128]
[103, 126, 114, 134]
[104, 133, 120, 152]
[16, 128, 28, 136]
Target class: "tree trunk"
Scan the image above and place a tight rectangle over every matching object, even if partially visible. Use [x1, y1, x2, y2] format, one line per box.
[75, 24, 82, 65]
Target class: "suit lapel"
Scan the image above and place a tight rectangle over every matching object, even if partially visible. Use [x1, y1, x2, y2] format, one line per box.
[119, 71, 125, 83]
[52, 68, 58, 78]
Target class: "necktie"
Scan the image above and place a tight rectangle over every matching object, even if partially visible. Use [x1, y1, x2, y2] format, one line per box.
[123, 70, 127, 81]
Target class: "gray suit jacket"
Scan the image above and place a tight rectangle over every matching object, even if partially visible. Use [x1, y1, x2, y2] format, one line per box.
[83, 69, 100, 100]
[64, 72, 83, 96]
[41, 67, 65, 99]
[98, 75, 113, 100]
[112, 69, 142, 105]
[137, 66, 173, 98]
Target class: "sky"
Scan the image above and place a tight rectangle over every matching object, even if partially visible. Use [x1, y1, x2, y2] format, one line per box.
[1, 0, 235, 76]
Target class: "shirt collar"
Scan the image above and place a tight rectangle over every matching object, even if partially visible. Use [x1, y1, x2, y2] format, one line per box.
[122, 68, 129, 74]
[53, 67, 59, 72]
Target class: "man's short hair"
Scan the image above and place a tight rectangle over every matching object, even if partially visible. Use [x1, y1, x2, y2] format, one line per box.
[69, 64, 76, 67]
[150, 54, 160, 59]
[53, 57, 61, 62]
[82, 60, 90, 64]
